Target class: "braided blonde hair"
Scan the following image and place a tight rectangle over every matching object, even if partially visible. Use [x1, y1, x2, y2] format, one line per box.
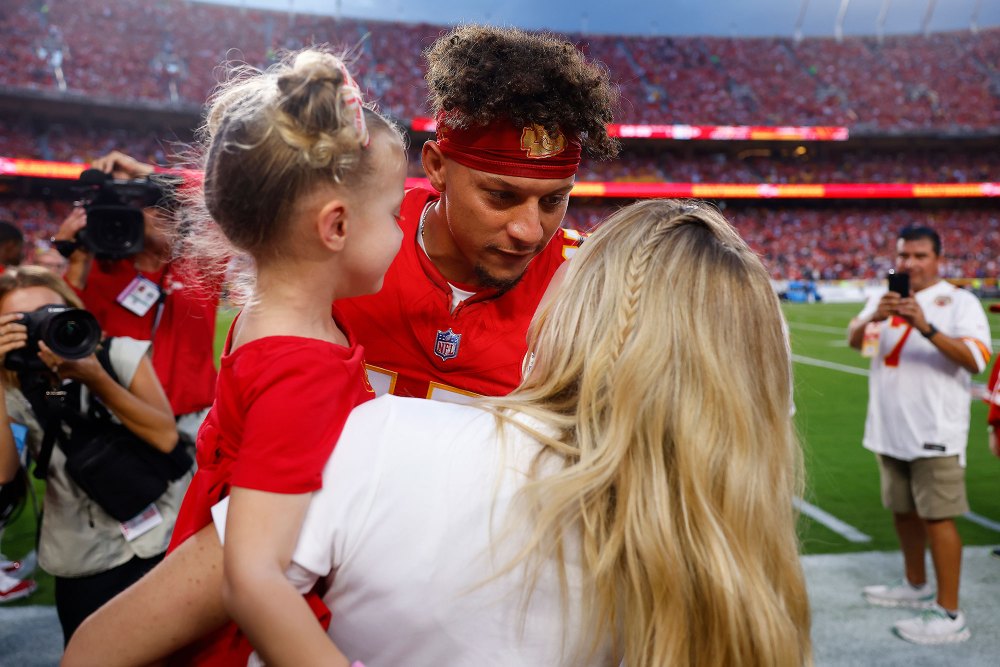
[486, 199, 811, 666]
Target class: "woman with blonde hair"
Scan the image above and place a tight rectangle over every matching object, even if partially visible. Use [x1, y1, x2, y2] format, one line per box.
[66, 199, 810, 666]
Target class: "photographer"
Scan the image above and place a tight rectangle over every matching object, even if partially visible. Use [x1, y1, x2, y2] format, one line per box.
[53, 151, 219, 441]
[0, 266, 191, 642]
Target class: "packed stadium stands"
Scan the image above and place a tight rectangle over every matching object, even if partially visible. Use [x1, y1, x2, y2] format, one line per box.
[2, 0, 998, 128]
[0, 0, 997, 282]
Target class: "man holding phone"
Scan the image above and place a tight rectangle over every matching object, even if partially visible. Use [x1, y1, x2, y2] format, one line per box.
[848, 225, 991, 645]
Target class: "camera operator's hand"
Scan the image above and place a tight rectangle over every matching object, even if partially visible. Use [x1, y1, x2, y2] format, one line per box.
[37, 341, 104, 385]
[90, 150, 155, 180]
[55, 206, 87, 243]
[55, 207, 92, 290]
[0, 313, 28, 360]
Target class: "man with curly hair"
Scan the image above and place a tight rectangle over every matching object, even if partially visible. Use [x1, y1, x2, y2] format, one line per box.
[336, 25, 619, 399]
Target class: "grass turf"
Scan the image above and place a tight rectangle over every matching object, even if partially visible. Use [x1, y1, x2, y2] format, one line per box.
[4, 301, 999, 607]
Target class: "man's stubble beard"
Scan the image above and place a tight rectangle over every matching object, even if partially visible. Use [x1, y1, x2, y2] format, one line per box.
[474, 263, 526, 295]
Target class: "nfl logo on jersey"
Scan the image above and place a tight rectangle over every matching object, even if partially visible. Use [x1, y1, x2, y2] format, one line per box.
[433, 329, 462, 361]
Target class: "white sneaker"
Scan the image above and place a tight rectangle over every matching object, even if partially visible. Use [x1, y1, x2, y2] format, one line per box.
[862, 579, 935, 609]
[892, 606, 971, 645]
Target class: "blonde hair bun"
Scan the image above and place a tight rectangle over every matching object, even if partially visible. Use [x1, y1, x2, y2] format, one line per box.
[273, 51, 368, 170]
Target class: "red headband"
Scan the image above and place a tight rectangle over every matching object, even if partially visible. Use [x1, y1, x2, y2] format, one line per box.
[435, 113, 581, 179]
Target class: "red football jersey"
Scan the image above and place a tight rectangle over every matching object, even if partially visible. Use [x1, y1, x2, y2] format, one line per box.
[335, 187, 580, 399]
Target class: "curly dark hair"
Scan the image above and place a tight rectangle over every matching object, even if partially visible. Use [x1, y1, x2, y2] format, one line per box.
[425, 25, 619, 160]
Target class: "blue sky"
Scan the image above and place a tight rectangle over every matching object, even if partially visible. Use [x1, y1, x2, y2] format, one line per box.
[202, 0, 998, 37]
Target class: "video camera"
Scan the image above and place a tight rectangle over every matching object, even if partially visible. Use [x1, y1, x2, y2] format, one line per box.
[4, 305, 102, 373]
[66, 169, 177, 260]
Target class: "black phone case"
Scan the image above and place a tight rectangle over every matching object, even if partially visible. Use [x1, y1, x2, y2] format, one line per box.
[888, 272, 909, 297]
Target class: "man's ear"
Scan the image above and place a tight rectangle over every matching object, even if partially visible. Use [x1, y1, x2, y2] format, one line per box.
[317, 198, 348, 252]
[422, 141, 447, 193]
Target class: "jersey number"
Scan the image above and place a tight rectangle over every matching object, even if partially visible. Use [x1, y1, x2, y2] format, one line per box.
[884, 316, 912, 368]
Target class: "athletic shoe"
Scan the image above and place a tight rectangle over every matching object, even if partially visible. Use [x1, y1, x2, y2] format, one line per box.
[862, 579, 935, 609]
[0, 574, 37, 603]
[892, 606, 971, 645]
[991, 547, 1000, 561]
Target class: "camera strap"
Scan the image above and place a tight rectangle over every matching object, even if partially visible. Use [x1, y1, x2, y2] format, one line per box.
[29, 341, 117, 480]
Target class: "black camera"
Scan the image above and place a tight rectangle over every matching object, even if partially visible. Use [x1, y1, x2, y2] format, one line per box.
[70, 169, 175, 260]
[4, 305, 102, 372]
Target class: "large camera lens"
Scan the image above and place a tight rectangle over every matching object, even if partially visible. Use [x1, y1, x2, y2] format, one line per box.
[37, 307, 101, 360]
[52, 318, 91, 351]
[81, 206, 145, 259]
[3, 305, 102, 372]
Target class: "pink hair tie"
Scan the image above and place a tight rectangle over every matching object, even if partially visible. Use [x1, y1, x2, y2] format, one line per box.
[350, 662, 366, 667]
[336, 62, 370, 148]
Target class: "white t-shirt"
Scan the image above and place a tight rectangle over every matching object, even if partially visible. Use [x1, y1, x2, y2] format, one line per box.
[213, 395, 612, 667]
[858, 280, 991, 464]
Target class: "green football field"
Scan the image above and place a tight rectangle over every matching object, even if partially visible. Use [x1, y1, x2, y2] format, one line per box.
[4, 302, 999, 607]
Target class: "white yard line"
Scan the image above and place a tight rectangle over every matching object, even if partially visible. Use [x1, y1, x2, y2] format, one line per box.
[794, 498, 872, 543]
[963, 511, 1000, 533]
[787, 321, 848, 335]
[792, 354, 870, 377]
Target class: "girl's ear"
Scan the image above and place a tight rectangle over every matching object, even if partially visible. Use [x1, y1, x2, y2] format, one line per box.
[317, 198, 348, 252]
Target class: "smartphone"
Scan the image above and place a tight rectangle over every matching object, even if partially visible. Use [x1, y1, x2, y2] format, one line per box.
[887, 270, 910, 297]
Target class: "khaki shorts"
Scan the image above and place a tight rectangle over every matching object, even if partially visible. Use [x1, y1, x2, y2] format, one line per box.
[877, 454, 968, 520]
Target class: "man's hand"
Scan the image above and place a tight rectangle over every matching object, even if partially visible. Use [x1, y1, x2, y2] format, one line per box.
[849, 291, 897, 349]
[892, 296, 931, 334]
[90, 150, 155, 179]
[872, 291, 900, 323]
[55, 207, 87, 243]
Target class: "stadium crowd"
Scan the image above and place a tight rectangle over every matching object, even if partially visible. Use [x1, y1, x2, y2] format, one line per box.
[4, 126, 999, 188]
[563, 202, 1000, 281]
[1, 0, 998, 130]
[3, 197, 998, 282]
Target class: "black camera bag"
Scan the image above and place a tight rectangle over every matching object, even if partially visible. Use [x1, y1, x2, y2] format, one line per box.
[29, 339, 192, 522]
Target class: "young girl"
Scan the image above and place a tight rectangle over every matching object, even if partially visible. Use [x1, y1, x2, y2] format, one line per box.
[165, 49, 406, 665]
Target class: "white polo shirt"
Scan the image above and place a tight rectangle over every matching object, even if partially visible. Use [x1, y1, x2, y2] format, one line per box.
[859, 280, 991, 465]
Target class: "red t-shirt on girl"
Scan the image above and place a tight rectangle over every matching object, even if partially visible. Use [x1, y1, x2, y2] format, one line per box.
[169, 320, 374, 550]
[166, 317, 374, 665]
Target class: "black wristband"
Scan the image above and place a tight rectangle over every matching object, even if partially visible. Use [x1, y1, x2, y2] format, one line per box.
[52, 238, 79, 258]
[921, 324, 938, 339]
